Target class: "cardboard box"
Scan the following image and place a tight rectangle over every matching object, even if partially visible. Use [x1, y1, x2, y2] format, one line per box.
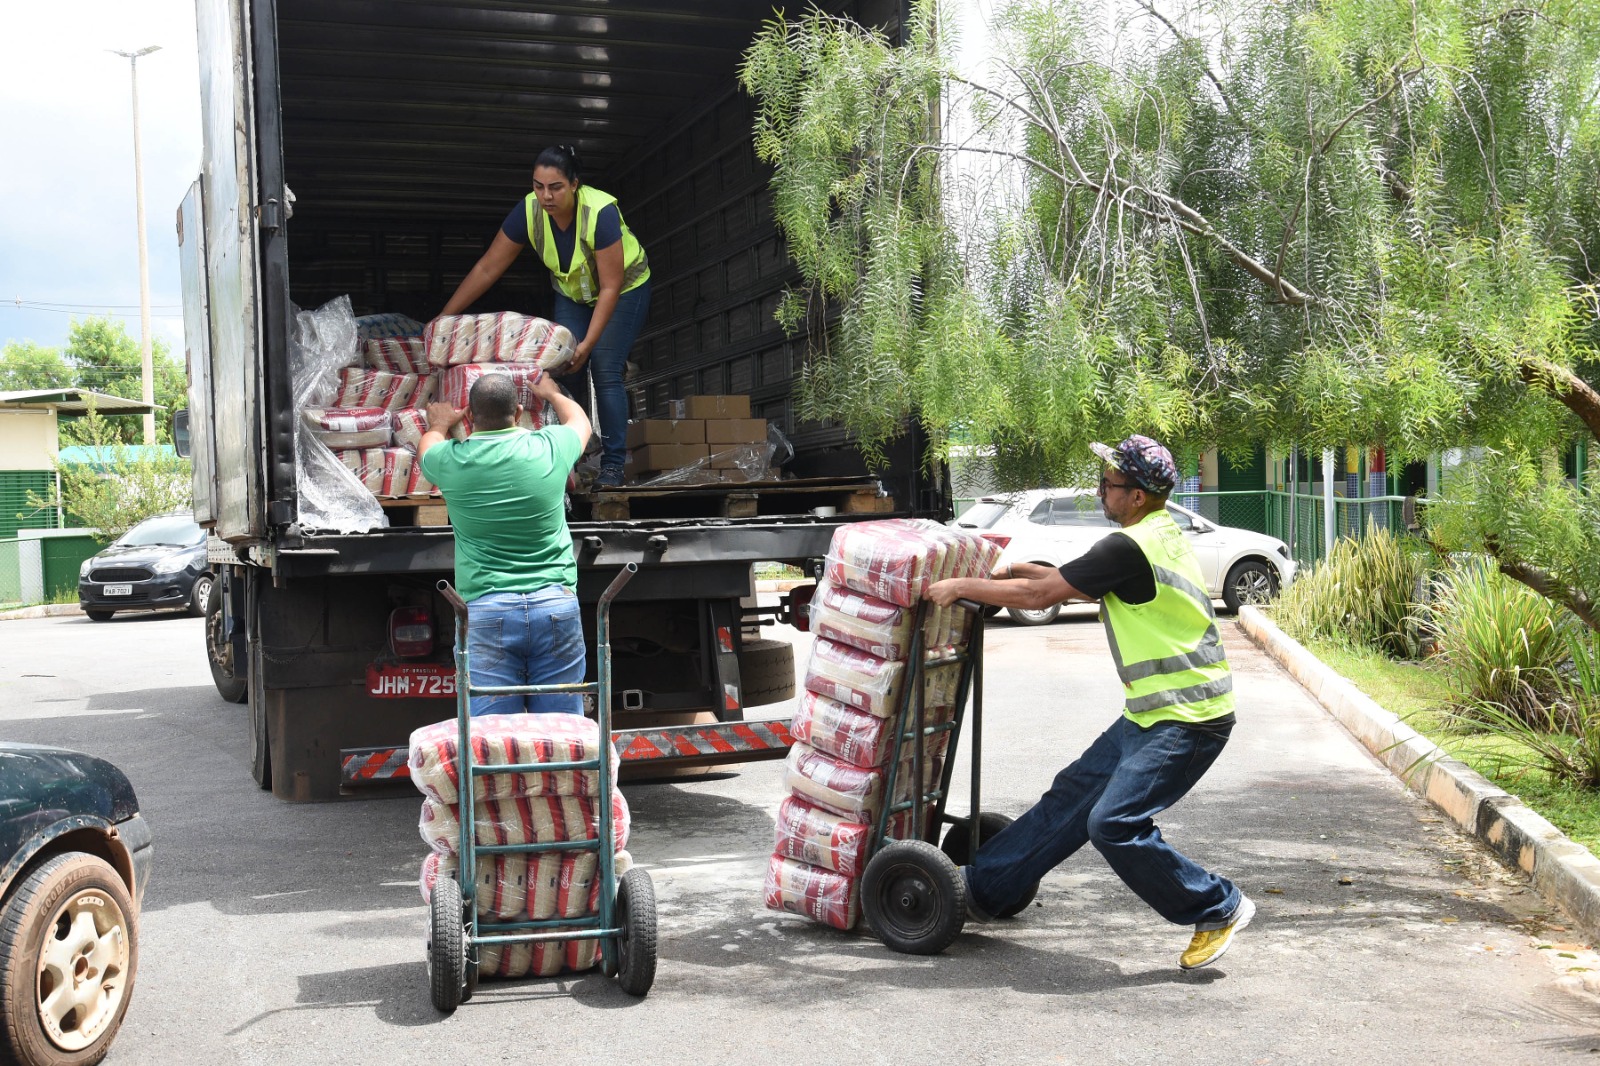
[669, 395, 752, 420]
[625, 418, 705, 447]
[705, 418, 768, 445]
[631, 443, 709, 472]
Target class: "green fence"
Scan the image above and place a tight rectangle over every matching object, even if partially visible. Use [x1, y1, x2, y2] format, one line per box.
[39, 534, 100, 600]
[0, 538, 20, 606]
[0, 470, 58, 539]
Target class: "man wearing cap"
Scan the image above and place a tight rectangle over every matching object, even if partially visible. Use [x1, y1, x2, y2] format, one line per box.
[926, 434, 1252, 970]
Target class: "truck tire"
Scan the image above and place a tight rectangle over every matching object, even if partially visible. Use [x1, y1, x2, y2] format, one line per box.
[739, 638, 795, 707]
[205, 580, 247, 704]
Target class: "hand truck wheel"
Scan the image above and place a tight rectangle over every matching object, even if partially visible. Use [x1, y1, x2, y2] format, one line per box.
[940, 812, 1039, 918]
[427, 876, 468, 1013]
[614, 867, 658, 997]
[862, 839, 966, 955]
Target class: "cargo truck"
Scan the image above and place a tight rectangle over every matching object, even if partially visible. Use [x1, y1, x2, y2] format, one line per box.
[173, 0, 948, 800]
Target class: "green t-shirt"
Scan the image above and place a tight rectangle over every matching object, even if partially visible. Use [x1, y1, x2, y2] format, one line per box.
[419, 425, 582, 602]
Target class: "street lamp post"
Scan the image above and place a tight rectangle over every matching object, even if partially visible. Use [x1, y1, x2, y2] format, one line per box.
[111, 45, 162, 447]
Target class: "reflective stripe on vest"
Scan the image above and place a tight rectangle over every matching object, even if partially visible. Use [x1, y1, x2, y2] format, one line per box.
[526, 185, 651, 305]
[1100, 510, 1234, 725]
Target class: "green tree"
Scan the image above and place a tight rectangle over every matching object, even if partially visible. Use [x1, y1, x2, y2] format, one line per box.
[62, 317, 186, 443]
[0, 340, 73, 391]
[742, 0, 1600, 627]
[26, 405, 192, 544]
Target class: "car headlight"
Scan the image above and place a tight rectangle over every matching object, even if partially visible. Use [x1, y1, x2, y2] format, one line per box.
[153, 554, 193, 574]
[80, 558, 94, 578]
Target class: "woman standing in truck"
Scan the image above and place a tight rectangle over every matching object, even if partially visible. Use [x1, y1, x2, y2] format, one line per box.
[439, 145, 651, 488]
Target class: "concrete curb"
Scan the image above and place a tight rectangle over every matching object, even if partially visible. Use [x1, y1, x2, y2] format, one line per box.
[1238, 604, 1600, 944]
[0, 603, 85, 622]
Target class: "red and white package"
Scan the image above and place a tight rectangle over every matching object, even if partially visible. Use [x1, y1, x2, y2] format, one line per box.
[790, 690, 893, 768]
[364, 337, 429, 373]
[332, 367, 434, 411]
[810, 580, 917, 661]
[332, 447, 414, 496]
[823, 519, 948, 607]
[424, 312, 577, 369]
[782, 743, 886, 820]
[764, 855, 859, 931]
[392, 408, 428, 452]
[408, 713, 619, 805]
[302, 406, 392, 449]
[772, 795, 871, 878]
[419, 849, 454, 903]
[802, 638, 905, 717]
[417, 792, 630, 853]
[408, 462, 438, 497]
[435, 363, 558, 438]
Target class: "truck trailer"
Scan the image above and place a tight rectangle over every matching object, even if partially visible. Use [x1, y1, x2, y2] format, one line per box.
[175, 0, 948, 800]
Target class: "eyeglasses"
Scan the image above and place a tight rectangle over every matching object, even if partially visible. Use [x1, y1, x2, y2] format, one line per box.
[1098, 475, 1137, 494]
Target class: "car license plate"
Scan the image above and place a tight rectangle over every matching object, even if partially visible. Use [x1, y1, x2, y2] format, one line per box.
[366, 662, 456, 699]
[102, 584, 132, 596]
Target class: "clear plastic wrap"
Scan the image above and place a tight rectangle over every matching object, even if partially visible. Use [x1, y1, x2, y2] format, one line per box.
[810, 580, 916, 661]
[333, 367, 434, 411]
[790, 690, 893, 768]
[783, 742, 946, 822]
[637, 440, 776, 487]
[802, 638, 906, 717]
[354, 312, 425, 340]
[423, 312, 576, 369]
[764, 855, 860, 931]
[331, 446, 421, 497]
[407, 462, 438, 497]
[290, 297, 389, 534]
[823, 520, 949, 608]
[435, 364, 557, 438]
[364, 336, 429, 373]
[772, 795, 871, 878]
[392, 408, 428, 452]
[408, 713, 620, 805]
[417, 792, 631, 855]
[301, 406, 393, 449]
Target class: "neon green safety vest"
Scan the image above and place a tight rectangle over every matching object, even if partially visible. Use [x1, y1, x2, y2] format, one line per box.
[525, 185, 650, 305]
[1101, 509, 1235, 727]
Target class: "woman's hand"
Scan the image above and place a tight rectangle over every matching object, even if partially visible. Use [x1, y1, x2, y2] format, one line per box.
[566, 339, 595, 375]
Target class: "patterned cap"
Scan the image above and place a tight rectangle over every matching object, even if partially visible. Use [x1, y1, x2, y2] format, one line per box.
[1090, 435, 1179, 492]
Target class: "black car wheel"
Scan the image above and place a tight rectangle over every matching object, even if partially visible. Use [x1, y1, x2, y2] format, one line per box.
[1222, 560, 1279, 613]
[84, 611, 114, 623]
[0, 853, 138, 1066]
[187, 575, 213, 619]
[205, 581, 247, 705]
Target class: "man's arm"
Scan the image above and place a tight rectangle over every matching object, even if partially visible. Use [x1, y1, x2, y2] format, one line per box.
[533, 372, 592, 452]
[927, 562, 1089, 610]
[418, 403, 465, 461]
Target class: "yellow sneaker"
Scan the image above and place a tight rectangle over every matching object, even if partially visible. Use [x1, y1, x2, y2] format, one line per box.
[1180, 895, 1255, 970]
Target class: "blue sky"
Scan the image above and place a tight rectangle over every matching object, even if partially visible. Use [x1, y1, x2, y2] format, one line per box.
[1, 1, 201, 356]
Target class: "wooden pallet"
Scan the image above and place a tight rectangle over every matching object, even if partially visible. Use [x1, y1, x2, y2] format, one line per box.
[585, 477, 894, 522]
[378, 496, 450, 526]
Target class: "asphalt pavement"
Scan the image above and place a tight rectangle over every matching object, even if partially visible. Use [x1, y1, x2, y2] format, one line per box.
[3, 606, 1600, 1065]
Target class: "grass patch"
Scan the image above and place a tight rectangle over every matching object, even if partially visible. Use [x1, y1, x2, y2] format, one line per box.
[1308, 639, 1600, 854]
[754, 562, 806, 581]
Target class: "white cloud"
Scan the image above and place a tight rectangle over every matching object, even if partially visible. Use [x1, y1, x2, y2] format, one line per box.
[0, 1, 201, 354]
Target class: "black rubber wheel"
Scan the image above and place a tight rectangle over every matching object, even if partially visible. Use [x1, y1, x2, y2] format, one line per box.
[427, 876, 467, 1013]
[614, 867, 657, 997]
[1006, 604, 1060, 626]
[204, 580, 247, 704]
[84, 611, 114, 623]
[940, 813, 1039, 918]
[739, 638, 795, 707]
[1222, 559, 1279, 613]
[186, 575, 212, 619]
[861, 839, 966, 955]
[0, 852, 138, 1066]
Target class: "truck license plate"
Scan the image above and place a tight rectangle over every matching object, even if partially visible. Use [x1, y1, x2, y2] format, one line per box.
[102, 584, 132, 596]
[366, 662, 457, 699]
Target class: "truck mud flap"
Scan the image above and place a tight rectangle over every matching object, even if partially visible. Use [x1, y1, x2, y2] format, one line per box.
[339, 719, 794, 787]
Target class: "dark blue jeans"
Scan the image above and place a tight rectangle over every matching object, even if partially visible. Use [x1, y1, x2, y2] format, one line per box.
[966, 715, 1241, 929]
[552, 280, 651, 473]
[462, 587, 586, 715]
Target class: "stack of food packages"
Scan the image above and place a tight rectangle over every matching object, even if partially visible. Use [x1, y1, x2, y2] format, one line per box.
[764, 519, 1003, 931]
[409, 713, 631, 978]
[299, 312, 577, 500]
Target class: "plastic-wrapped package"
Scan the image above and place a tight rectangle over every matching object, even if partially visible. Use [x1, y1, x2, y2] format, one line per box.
[331, 446, 416, 497]
[810, 580, 916, 661]
[435, 364, 557, 438]
[302, 406, 393, 449]
[823, 520, 951, 608]
[333, 367, 434, 411]
[392, 408, 428, 452]
[408, 713, 619, 805]
[790, 691, 893, 769]
[289, 297, 389, 533]
[355, 312, 425, 340]
[802, 638, 906, 717]
[417, 793, 631, 855]
[364, 337, 429, 373]
[772, 795, 871, 878]
[764, 855, 860, 931]
[423, 312, 576, 369]
[782, 743, 886, 820]
[408, 462, 438, 497]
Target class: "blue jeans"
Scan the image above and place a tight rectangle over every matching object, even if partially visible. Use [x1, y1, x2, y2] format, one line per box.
[462, 587, 586, 715]
[966, 716, 1241, 929]
[552, 281, 652, 473]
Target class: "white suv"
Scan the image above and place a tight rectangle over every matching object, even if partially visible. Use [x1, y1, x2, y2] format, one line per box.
[955, 488, 1297, 625]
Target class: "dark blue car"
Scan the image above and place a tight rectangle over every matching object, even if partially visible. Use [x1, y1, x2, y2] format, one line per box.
[77, 512, 212, 623]
[0, 743, 152, 1066]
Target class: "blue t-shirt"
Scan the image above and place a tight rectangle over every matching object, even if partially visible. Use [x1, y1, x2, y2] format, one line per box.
[502, 201, 622, 271]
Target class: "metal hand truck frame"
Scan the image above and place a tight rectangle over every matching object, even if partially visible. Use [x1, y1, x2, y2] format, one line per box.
[859, 598, 1040, 954]
[426, 563, 655, 1011]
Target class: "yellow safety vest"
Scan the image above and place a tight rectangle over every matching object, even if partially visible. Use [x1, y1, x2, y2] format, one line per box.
[1101, 510, 1235, 726]
[525, 185, 650, 305]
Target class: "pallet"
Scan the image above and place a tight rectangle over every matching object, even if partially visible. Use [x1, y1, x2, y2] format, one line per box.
[378, 496, 450, 526]
[585, 476, 893, 522]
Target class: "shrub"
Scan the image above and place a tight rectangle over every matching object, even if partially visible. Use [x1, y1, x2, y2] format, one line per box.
[1272, 526, 1428, 658]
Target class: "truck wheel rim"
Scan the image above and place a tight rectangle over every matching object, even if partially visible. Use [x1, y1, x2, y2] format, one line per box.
[206, 595, 233, 673]
[36, 890, 130, 1051]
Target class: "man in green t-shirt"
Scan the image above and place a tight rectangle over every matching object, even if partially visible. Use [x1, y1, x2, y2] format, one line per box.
[418, 371, 591, 714]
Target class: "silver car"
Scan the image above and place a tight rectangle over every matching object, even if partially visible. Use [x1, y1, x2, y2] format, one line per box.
[955, 488, 1297, 625]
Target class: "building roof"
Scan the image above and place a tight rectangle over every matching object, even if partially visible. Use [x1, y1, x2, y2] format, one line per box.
[0, 389, 161, 415]
[57, 445, 179, 467]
